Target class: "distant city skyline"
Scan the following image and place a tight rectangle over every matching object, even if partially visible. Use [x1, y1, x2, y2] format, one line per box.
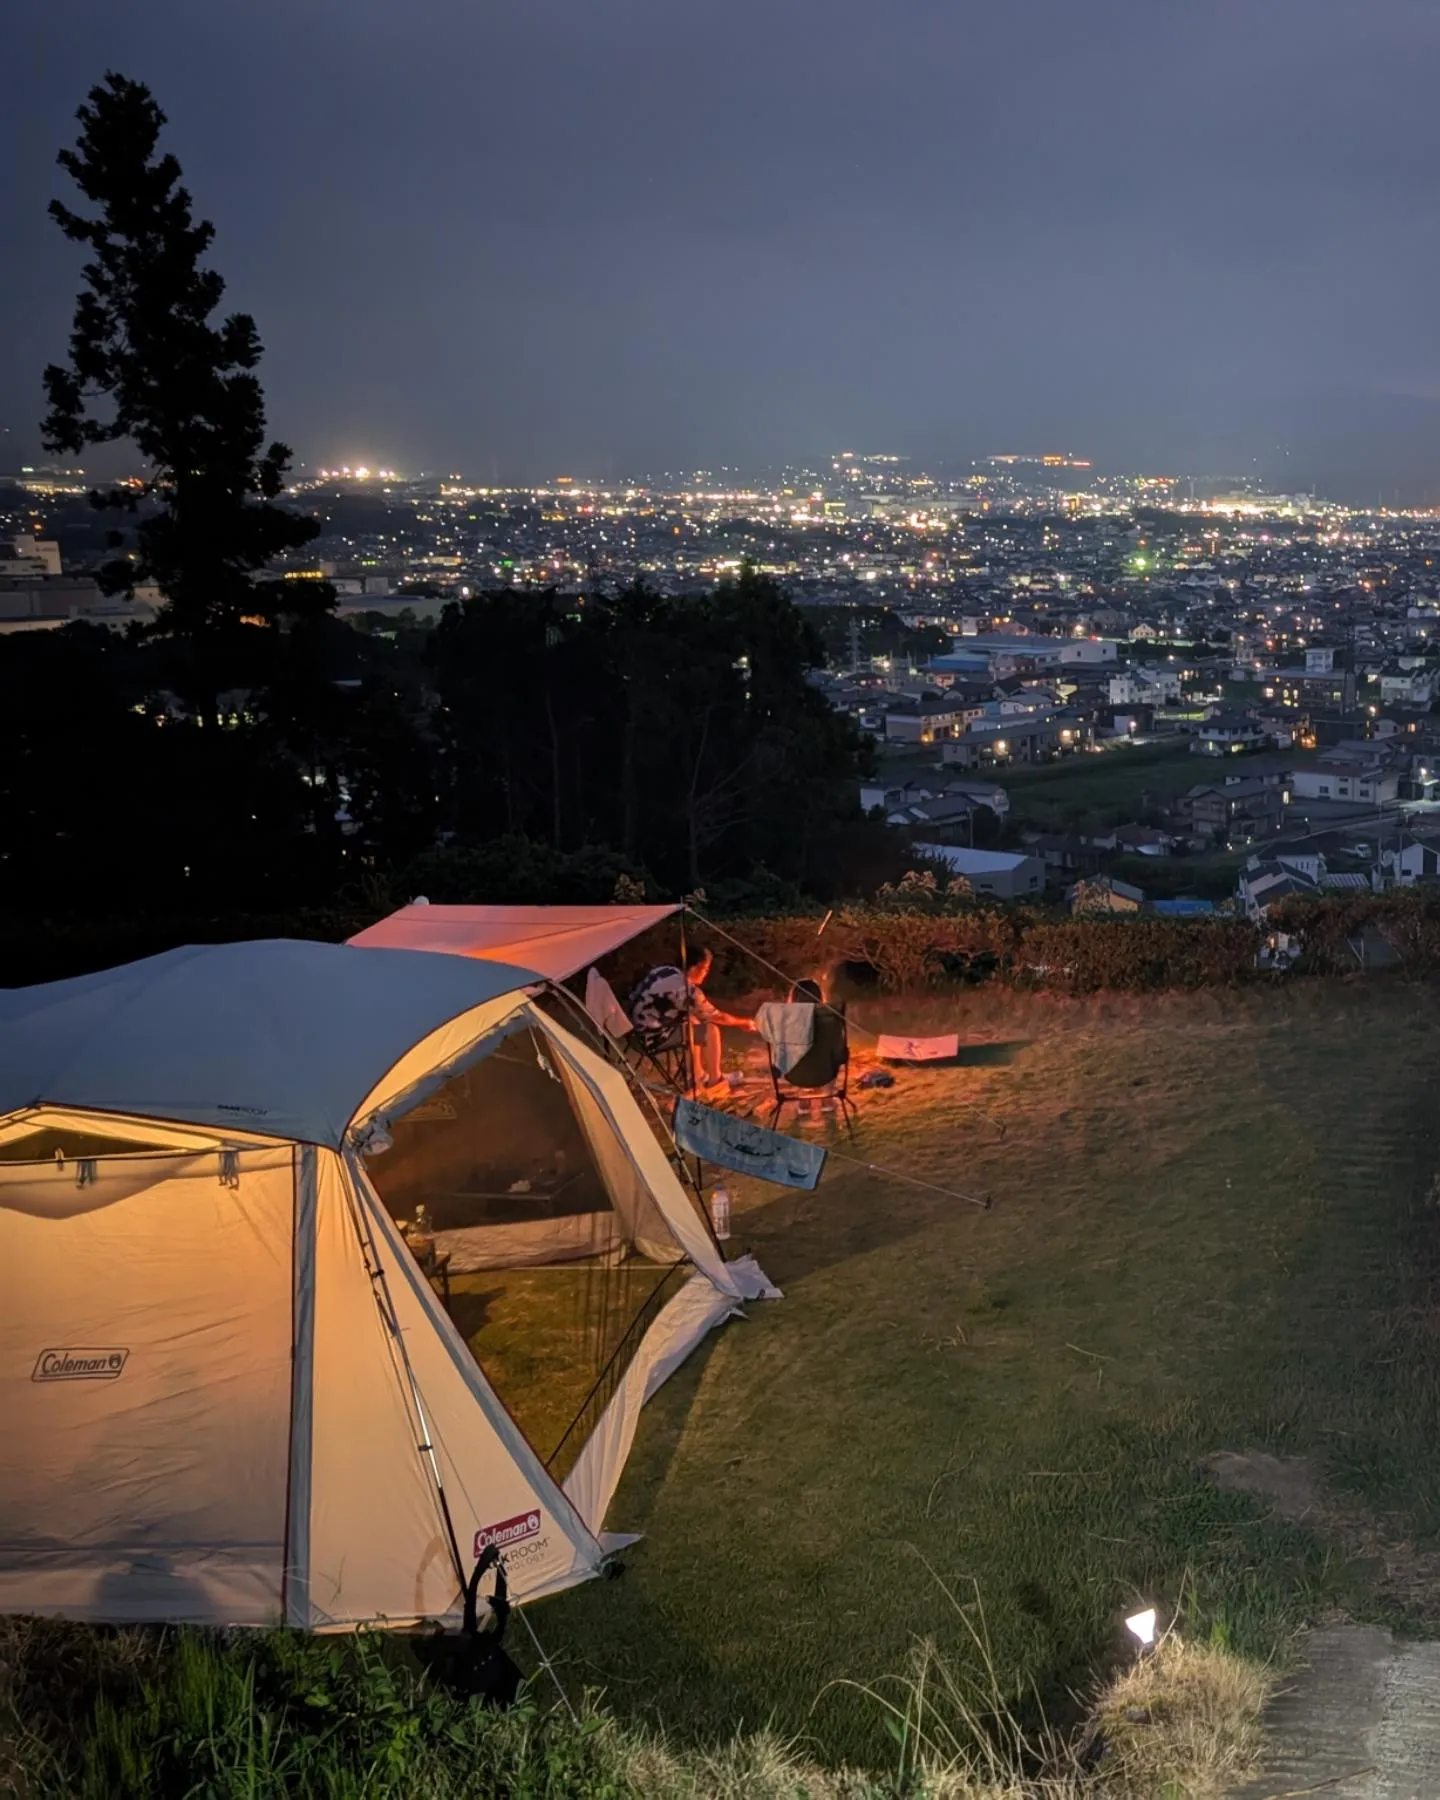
[5, 0, 1440, 504]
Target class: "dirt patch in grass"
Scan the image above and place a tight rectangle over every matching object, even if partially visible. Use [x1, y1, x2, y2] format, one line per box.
[1204, 1450, 1440, 1621]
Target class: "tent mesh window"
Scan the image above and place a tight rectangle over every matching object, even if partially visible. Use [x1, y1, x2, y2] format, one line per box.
[366, 1027, 689, 1482]
[0, 1125, 171, 1161]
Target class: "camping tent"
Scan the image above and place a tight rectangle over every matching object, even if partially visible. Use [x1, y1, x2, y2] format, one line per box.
[347, 902, 681, 983]
[0, 940, 769, 1629]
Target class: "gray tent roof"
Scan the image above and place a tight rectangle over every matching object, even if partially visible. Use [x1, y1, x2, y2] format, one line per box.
[0, 939, 539, 1147]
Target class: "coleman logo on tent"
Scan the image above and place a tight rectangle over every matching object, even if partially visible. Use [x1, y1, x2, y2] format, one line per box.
[474, 1511, 541, 1557]
[32, 1347, 129, 1382]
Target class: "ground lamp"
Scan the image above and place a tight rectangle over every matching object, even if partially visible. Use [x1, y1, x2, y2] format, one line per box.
[1124, 1607, 1158, 1652]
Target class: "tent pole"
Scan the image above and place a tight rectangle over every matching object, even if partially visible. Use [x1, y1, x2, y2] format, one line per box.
[341, 1156, 469, 1596]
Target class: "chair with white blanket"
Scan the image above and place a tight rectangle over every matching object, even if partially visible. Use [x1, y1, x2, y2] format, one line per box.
[756, 982, 855, 1135]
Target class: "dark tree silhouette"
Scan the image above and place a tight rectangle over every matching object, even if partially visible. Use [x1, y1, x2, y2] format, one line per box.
[42, 73, 330, 650]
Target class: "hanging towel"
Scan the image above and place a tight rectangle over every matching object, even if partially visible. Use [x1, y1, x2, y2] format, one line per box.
[876, 1033, 961, 1063]
[673, 1098, 827, 1191]
[754, 1002, 816, 1076]
[584, 966, 632, 1040]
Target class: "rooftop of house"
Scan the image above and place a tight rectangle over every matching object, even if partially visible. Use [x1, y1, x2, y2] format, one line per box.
[1184, 776, 1283, 802]
[1075, 876, 1146, 903]
[912, 843, 1040, 874]
[888, 796, 979, 824]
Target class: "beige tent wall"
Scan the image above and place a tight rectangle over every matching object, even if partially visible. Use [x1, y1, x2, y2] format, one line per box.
[298, 1151, 604, 1624]
[0, 1143, 295, 1624]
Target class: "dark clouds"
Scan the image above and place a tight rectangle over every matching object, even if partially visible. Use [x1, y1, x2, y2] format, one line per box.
[4, 0, 1439, 495]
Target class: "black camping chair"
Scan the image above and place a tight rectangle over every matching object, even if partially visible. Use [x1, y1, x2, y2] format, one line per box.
[625, 971, 695, 1094]
[412, 1543, 521, 1708]
[628, 1018, 693, 1093]
[766, 984, 856, 1136]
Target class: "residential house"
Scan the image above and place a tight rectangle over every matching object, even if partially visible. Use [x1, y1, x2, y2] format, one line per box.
[1237, 850, 1375, 918]
[1191, 711, 1271, 756]
[1381, 835, 1440, 885]
[883, 699, 972, 743]
[912, 843, 1046, 899]
[1030, 833, 1101, 874]
[1112, 823, 1174, 856]
[1179, 777, 1288, 844]
[1108, 667, 1183, 707]
[1290, 759, 1400, 807]
[1237, 855, 1322, 919]
[941, 717, 1061, 768]
[1069, 875, 1145, 914]
[862, 778, 1010, 819]
[1378, 665, 1438, 708]
[861, 780, 935, 814]
[886, 795, 981, 836]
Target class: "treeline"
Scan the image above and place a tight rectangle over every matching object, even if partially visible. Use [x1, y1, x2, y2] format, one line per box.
[0, 572, 910, 932]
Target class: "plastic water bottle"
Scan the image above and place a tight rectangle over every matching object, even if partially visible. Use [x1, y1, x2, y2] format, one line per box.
[710, 1186, 732, 1241]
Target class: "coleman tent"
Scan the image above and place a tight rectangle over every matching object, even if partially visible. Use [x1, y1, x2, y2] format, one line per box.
[0, 940, 769, 1629]
[347, 902, 681, 983]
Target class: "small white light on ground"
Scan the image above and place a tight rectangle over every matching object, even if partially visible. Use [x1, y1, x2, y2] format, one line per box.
[1125, 1607, 1157, 1647]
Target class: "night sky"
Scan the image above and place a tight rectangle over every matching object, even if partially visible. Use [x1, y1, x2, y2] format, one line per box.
[5, 0, 1440, 497]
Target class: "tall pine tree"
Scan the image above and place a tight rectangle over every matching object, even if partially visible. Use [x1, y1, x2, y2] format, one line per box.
[42, 73, 330, 650]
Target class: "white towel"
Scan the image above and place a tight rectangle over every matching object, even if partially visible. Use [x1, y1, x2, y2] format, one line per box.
[876, 1033, 960, 1063]
[584, 966, 631, 1040]
[754, 1002, 816, 1076]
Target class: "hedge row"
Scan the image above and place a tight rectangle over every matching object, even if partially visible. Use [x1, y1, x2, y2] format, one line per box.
[690, 909, 1264, 995]
[692, 889, 1440, 994]
[1269, 890, 1440, 975]
[9, 889, 1440, 995]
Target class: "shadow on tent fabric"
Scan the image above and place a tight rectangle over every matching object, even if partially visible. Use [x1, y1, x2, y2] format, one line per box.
[92, 1558, 212, 1624]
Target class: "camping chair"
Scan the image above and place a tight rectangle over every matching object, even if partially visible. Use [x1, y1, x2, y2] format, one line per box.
[627, 1016, 693, 1095]
[624, 967, 696, 1095]
[764, 989, 855, 1136]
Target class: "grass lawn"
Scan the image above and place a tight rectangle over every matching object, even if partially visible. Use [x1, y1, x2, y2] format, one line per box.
[994, 739, 1204, 831]
[532, 981, 1440, 1765]
[878, 738, 1208, 833]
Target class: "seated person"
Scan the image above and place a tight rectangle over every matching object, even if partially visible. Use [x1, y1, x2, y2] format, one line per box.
[782, 977, 848, 1091]
[628, 947, 753, 1091]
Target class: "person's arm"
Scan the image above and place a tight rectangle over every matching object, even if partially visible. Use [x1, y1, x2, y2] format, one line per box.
[689, 985, 755, 1031]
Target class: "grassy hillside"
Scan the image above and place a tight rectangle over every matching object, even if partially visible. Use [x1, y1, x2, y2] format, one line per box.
[536, 982, 1440, 1763]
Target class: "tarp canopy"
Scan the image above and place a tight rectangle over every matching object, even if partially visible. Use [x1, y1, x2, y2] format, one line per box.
[348, 903, 680, 982]
[0, 941, 538, 1149]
